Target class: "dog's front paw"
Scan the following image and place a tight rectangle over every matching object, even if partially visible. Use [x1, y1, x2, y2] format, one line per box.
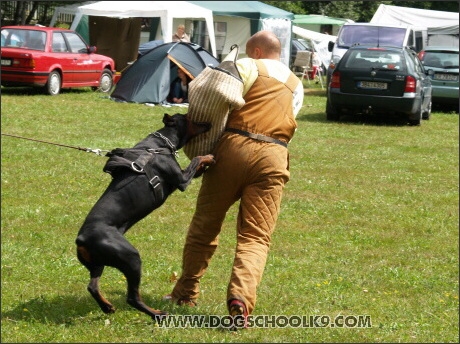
[194, 154, 216, 177]
[201, 154, 216, 166]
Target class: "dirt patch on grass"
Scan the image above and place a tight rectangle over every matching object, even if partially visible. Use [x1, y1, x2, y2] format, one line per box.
[304, 88, 326, 96]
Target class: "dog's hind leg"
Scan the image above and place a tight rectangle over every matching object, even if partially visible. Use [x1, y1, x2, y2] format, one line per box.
[87, 266, 116, 314]
[115, 245, 169, 319]
[77, 246, 115, 314]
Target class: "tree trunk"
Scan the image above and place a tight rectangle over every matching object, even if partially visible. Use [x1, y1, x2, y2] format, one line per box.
[25, 1, 39, 25]
[13, 1, 24, 24]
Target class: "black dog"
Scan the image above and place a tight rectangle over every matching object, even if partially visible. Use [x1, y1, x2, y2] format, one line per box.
[75, 113, 215, 320]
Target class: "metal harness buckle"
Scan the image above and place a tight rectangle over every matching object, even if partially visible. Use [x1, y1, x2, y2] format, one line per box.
[131, 162, 144, 173]
[149, 175, 160, 188]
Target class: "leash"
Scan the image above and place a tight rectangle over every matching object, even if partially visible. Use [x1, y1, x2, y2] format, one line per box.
[1, 133, 109, 156]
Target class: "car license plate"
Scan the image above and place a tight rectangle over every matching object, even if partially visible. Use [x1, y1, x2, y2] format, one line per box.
[434, 73, 458, 81]
[358, 81, 388, 90]
[1, 59, 12, 66]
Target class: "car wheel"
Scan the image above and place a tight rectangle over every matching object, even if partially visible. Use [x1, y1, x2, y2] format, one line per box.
[326, 99, 340, 121]
[93, 69, 113, 93]
[408, 104, 422, 126]
[422, 101, 432, 120]
[46, 71, 61, 96]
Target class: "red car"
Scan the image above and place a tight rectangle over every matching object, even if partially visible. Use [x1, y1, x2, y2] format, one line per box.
[1, 26, 116, 95]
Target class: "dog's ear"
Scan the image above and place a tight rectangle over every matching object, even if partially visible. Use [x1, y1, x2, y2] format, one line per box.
[163, 113, 176, 127]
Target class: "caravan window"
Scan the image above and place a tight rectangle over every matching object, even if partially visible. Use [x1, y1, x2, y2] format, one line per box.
[188, 20, 226, 57]
[337, 26, 408, 48]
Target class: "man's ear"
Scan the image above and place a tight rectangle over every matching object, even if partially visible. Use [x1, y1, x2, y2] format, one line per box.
[253, 47, 263, 59]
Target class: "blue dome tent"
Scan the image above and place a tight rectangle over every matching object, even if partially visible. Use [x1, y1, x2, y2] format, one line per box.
[110, 42, 219, 104]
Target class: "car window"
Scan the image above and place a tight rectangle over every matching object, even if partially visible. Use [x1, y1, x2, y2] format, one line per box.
[25, 31, 45, 50]
[52, 32, 68, 52]
[423, 51, 459, 69]
[344, 50, 404, 70]
[414, 58, 424, 73]
[1, 29, 22, 47]
[63, 32, 88, 53]
[298, 38, 313, 51]
[1, 28, 45, 50]
[408, 51, 425, 74]
[338, 26, 407, 48]
[293, 40, 304, 50]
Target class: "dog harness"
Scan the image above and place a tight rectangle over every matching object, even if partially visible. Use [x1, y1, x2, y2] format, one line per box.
[103, 132, 178, 201]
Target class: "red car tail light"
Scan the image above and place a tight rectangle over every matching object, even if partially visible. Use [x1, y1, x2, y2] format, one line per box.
[404, 75, 416, 93]
[12, 58, 35, 68]
[330, 71, 341, 88]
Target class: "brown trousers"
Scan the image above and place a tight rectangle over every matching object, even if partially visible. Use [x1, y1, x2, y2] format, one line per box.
[171, 132, 290, 314]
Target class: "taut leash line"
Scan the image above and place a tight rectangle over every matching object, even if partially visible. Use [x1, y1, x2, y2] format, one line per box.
[1, 133, 109, 156]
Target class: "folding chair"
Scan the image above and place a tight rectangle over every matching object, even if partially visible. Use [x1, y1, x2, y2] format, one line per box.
[291, 50, 313, 84]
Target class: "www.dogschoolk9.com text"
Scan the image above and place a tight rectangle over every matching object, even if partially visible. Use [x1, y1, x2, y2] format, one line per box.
[155, 314, 372, 329]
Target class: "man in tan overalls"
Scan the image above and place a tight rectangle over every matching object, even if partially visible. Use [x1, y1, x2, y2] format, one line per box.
[166, 31, 304, 327]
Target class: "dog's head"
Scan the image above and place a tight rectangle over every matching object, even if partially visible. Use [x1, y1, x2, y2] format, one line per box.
[162, 113, 211, 149]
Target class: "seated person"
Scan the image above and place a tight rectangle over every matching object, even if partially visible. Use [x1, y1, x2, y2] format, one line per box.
[167, 68, 191, 104]
[308, 51, 322, 80]
[172, 25, 190, 43]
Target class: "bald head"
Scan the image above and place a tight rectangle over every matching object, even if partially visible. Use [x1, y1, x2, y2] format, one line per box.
[246, 30, 281, 60]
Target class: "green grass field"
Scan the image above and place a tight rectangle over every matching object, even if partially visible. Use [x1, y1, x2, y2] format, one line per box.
[1, 84, 458, 343]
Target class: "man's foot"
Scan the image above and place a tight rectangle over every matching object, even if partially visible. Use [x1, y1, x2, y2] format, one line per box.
[163, 294, 197, 307]
[228, 299, 248, 330]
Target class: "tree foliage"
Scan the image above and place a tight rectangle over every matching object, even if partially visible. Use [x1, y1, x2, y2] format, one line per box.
[263, 1, 459, 20]
[1, 1, 458, 26]
[1, 1, 81, 25]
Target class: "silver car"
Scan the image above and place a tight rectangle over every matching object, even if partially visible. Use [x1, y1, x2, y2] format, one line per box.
[419, 46, 459, 106]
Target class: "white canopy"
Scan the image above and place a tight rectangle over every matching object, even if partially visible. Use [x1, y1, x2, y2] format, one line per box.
[292, 25, 337, 70]
[371, 4, 459, 32]
[371, 4, 459, 47]
[60, 1, 217, 57]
